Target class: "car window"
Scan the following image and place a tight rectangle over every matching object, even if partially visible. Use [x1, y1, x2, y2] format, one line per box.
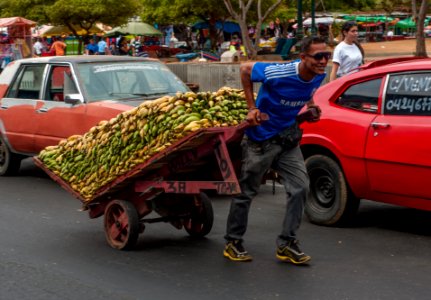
[384, 72, 431, 116]
[6, 64, 45, 99]
[76, 61, 189, 102]
[45, 65, 76, 101]
[335, 78, 382, 113]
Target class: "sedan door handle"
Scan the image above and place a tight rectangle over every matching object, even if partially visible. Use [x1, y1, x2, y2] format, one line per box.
[36, 107, 48, 113]
[371, 122, 390, 129]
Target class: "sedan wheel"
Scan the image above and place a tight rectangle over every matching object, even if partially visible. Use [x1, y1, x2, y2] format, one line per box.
[0, 136, 22, 176]
[305, 155, 359, 226]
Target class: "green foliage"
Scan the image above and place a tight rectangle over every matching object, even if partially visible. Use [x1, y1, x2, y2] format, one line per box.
[0, 0, 141, 27]
[0, 0, 53, 23]
[271, 4, 296, 21]
[141, 0, 229, 24]
[320, 0, 378, 12]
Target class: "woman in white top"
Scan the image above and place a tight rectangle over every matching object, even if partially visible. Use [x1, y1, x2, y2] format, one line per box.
[329, 21, 364, 81]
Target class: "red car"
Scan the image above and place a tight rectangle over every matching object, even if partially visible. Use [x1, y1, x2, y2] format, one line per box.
[301, 57, 431, 225]
[0, 56, 189, 176]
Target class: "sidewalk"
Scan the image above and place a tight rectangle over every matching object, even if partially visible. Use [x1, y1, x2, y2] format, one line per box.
[361, 38, 431, 61]
[163, 38, 431, 64]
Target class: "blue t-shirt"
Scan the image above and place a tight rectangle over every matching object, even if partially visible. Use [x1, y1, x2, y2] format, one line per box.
[246, 60, 325, 141]
[98, 40, 107, 53]
[86, 43, 98, 54]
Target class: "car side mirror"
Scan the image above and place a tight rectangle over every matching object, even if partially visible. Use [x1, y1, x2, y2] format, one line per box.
[64, 94, 84, 105]
[63, 71, 83, 105]
[186, 82, 199, 93]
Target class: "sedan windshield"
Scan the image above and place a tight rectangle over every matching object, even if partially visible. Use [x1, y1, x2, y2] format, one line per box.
[75, 61, 189, 102]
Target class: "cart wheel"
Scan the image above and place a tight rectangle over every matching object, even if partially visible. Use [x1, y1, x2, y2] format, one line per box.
[104, 200, 139, 250]
[184, 192, 213, 238]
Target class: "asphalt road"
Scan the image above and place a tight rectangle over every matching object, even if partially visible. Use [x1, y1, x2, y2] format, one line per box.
[1, 158, 431, 300]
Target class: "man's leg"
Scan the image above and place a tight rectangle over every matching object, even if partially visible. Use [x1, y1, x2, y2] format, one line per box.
[224, 139, 280, 261]
[273, 145, 311, 264]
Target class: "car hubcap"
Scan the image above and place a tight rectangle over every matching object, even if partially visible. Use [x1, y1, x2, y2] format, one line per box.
[314, 173, 335, 208]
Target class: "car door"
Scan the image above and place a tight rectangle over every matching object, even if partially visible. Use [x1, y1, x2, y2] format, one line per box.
[33, 64, 88, 152]
[365, 72, 431, 201]
[0, 63, 46, 154]
[327, 77, 383, 197]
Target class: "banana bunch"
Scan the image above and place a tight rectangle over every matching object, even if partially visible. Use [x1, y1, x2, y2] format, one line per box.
[38, 87, 250, 202]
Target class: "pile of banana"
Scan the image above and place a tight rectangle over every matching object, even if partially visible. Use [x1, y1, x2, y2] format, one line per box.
[38, 87, 249, 201]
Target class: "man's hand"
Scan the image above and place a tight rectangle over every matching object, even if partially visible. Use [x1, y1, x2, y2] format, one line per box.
[306, 104, 322, 122]
[246, 108, 269, 126]
[246, 108, 262, 126]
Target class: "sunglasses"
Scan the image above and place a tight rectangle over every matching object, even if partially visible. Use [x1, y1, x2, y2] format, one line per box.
[305, 52, 332, 61]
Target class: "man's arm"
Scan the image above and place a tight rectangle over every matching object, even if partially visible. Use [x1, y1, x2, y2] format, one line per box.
[329, 62, 339, 82]
[240, 62, 262, 126]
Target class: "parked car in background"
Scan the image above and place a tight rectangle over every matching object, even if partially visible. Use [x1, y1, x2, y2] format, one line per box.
[300, 57, 431, 225]
[0, 56, 189, 175]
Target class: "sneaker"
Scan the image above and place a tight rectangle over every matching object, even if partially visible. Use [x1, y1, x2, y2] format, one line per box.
[276, 240, 311, 264]
[223, 240, 253, 262]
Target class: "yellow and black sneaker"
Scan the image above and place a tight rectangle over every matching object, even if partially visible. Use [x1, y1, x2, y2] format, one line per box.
[276, 239, 311, 264]
[223, 240, 253, 262]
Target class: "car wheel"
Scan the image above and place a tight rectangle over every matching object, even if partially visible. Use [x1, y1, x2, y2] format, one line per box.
[0, 135, 22, 176]
[305, 155, 359, 226]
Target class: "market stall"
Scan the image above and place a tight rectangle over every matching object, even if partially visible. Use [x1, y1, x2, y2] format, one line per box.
[0, 17, 36, 67]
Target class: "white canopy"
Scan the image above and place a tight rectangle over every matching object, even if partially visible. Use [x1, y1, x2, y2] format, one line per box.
[293, 17, 343, 28]
[303, 17, 336, 26]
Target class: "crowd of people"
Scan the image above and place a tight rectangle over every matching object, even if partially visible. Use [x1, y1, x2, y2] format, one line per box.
[31, 20, 366, 81]
[30, 17, 334, 59]
[31, 35, 159, 57]
[32, 36, 67, 57]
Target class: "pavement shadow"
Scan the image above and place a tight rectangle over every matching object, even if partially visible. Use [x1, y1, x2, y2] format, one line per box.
[132, 233, 216, 252]
[18, 157, 49, 178]
[349, 200, 431, 236]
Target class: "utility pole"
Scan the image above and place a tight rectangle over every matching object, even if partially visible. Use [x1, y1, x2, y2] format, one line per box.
[311, 0, 317, 36]
[297, 0, 304, 40]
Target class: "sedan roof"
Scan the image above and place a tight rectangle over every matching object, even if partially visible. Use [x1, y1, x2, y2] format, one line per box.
[329, 57, 431, 86]
[356, 57, 431, 77]
[15, 55, 159, 64]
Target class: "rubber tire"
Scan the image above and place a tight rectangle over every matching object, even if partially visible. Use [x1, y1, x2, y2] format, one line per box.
[184, 192, 214, 238]
[305, 155, 360, 226]
[104, 200, 139, 250]
[0, 135, 22, 176]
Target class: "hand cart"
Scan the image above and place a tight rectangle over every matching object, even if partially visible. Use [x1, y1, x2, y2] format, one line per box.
[34, 122, 248, 250]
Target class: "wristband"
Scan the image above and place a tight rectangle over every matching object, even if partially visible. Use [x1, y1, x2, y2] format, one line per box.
[248, 107, 258, 112]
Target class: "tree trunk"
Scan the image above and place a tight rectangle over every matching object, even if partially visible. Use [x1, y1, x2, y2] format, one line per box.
[223, 0, 282, 60]
[238, 20, 257, 59]
[208, 17, 219, 51]
[415, 0, 428, 57]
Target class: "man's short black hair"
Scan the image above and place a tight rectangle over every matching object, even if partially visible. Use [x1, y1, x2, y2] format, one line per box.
[300, 36, 326, 53]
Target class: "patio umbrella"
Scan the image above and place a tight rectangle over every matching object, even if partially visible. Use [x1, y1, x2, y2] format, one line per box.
[40, 24, 103, 37]
[104, 21, 162, 37]
[0, 17, 36, 27]
[394, 17, 430, 30]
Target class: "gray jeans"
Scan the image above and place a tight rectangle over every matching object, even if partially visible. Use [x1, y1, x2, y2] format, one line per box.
[225, 136, 309, 248]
